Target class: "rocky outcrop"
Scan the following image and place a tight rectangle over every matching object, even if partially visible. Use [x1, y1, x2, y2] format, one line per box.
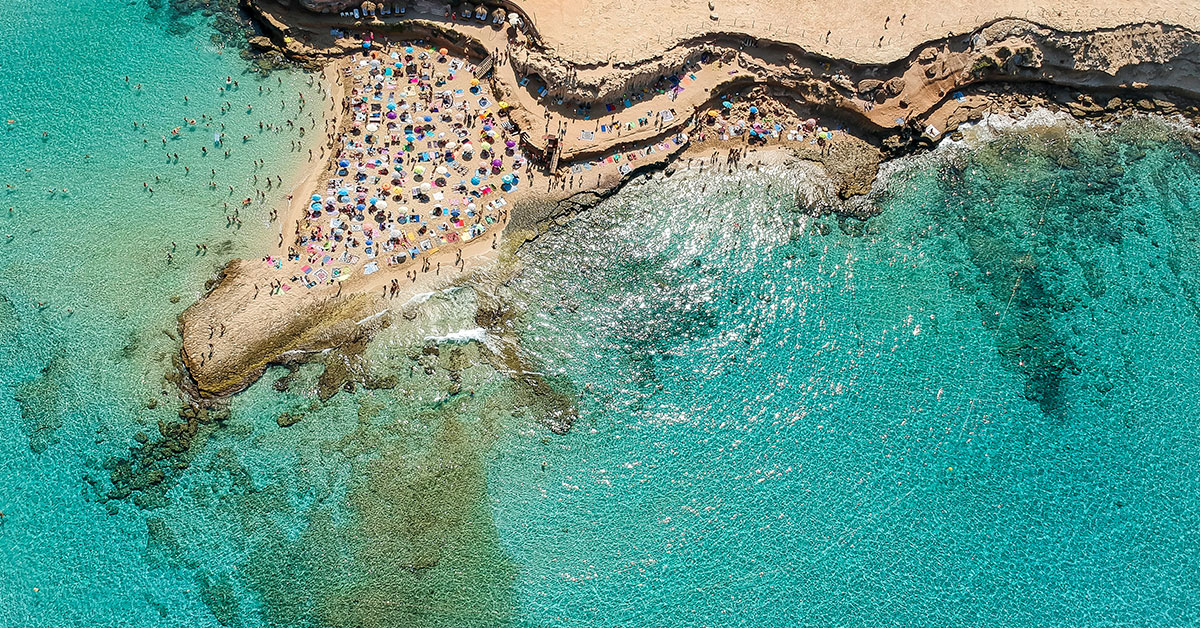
[298, 0, 357, 13]
[178, 259, 390, 399]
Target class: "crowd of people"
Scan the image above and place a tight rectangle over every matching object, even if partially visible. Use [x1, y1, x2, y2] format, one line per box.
[276, 40, 524, 290]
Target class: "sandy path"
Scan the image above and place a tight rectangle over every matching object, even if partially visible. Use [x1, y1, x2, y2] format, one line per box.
[517, 0, 1200, 65]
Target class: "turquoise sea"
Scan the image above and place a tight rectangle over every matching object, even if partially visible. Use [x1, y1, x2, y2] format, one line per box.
[2, 3, 1200, 627]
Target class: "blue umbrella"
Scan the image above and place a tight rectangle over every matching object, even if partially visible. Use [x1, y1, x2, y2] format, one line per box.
[749, 106, 759, 114]
[405, 134, 415, 142]
[311, 194, 321, 201]
[339, 160, 349, 167]
[405, 46, 413, 53]
[338, 187, 349, 195]
[362, 41, 371, 49]
[423, 115, 433, 122]
[502, 174, 513, 184]
[470, 176, 480, 185]
[387, 102, 396, 110]
[369, 197, 378, 205]
[356, 203, 366, 211]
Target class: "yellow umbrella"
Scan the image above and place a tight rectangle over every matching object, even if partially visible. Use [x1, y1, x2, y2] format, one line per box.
[498, 101, 509, 109]
[470, 78, 480, 86]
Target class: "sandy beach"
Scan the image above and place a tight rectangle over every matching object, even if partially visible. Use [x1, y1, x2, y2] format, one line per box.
[178, 0, 1200, 397]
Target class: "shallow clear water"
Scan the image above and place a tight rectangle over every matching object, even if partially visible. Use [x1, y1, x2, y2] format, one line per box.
[2, 4, 1200, 626]
[497, 117, 1200, 626]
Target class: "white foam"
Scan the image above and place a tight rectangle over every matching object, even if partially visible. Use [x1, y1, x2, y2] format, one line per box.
[403, 291, 436, 306]
[425, 327, 489, 345]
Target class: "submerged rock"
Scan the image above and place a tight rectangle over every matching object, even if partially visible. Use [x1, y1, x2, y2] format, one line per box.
[276, 412, 303, 428]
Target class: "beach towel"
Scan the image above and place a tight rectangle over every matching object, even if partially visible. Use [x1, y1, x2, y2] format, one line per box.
[580, 130, 595, 140]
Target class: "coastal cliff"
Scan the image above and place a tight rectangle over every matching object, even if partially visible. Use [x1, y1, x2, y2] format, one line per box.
[178, 1, 1200, 401]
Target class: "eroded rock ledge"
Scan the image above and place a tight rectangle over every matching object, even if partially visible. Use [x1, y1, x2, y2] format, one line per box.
[179, 4, 1200, 403]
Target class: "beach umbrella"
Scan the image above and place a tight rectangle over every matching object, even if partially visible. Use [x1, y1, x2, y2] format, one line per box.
[502, 174, 513, 184]
[387, 102, 397, 110]
[356, 203, 366, 210]
[363, 41, 371, 49]
[414, 165, 426, 174]
[722, 101, 732, 108]
[377, 200, 388, 209]
[405, 134, 416, 142]
[749, 106, 759, 114]
[424, 115, 433, 122]
[339, 159, 350, 167]
[370, 197, 379, 205]
[498, 101, 509, 109]
[491, 158, 503, 167]
[420, 182, 432, 192]
[405, 46, 414, 53]
[439, 47, 448, 55]
[312, 194, 322, 201]
[387, 111, 397, 119]
[505, 139, 515, 148]
[470, 78, 480, 86]
[483, 123, 492, 131]
[470, 176, 480, 185]
[480, 141, 491, 151]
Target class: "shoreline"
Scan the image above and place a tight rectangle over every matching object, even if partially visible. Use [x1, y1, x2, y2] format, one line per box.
[177, 1, 1200, 401]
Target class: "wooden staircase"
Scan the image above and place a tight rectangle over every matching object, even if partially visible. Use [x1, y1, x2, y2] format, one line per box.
[475, 54, 495, 77]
